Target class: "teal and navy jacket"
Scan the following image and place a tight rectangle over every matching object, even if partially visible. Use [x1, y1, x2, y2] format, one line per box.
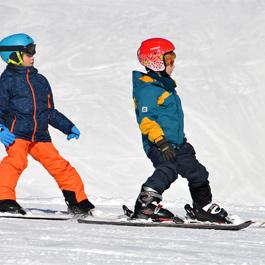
[132, 70, 185, 154]
[0, 64, 74, 142]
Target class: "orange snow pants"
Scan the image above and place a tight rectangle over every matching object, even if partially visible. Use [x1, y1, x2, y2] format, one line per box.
[0, 139, 88, 202]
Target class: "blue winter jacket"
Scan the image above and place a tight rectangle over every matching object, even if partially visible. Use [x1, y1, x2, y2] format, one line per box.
[132, 70, 185, 154]
[0, 64, 74, 142]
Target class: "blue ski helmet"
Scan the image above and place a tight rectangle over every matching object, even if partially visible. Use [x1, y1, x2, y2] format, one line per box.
[0, 33, 35, 64]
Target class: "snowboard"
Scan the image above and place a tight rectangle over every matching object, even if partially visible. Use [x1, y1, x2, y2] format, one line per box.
[0, 207, 71, 221]
[77, 217, 253, 230]
[0, 214, 71, 221]
[0, 206, 255, 230]
[77, 205, 253, 231]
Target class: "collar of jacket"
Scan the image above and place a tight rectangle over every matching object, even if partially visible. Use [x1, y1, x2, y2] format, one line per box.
[147, 70, 176, 91]
[5, 64, 38, 76]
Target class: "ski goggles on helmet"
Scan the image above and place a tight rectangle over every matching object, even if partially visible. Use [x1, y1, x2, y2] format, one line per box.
[0, 43, 36, 56]
[23, 43, 36, 56]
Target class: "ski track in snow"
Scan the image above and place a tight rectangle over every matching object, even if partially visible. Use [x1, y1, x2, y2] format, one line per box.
[0, 0, 265, 264]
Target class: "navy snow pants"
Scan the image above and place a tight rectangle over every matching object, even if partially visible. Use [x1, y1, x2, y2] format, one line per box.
[143, 142, 211, 204]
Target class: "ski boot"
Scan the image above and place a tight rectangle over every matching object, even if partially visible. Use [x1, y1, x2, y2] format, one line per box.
[185, 202, 230, 223]
[133, 186, 174, 221]
[188, 184, 230, 223]
[63, 190, 95, 217]
[0, 199, 26, 215]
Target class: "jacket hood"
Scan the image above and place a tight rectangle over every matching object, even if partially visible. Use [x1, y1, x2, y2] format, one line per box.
[132, 70, 161, 93]
[132, 70, 176, 94]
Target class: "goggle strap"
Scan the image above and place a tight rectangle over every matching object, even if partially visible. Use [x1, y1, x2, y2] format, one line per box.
[0, 44, 35, 56]
[0, 45, 25, 52]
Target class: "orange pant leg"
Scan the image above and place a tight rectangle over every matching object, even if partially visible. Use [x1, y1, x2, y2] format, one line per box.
[0, 139, 30, 200]
[29, 142, 88, 203]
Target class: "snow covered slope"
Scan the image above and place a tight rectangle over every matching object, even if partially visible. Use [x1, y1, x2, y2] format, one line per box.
[0, 1, 265, 264]
[1, 0, 265, 205]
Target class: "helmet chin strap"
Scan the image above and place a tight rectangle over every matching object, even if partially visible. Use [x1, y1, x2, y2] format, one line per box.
[7, 51, 25, 66]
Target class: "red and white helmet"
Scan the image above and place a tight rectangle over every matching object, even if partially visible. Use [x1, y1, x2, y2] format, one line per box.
[137, 38, 175, 71]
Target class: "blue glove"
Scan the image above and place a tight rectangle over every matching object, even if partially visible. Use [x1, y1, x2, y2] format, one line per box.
[67, 126, 80, 141]
[0, 125, 15, 147]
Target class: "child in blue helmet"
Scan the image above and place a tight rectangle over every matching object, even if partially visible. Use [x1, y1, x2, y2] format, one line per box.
[132, 38, 230, 223]
[0, 33, 94, 215]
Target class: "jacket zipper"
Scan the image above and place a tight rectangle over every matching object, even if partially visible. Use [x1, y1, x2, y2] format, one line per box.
[26, 69, 37, 142]
[48, 94, 51, 109]
[48, 94, 51, 122]
[10, 114, 17, 133]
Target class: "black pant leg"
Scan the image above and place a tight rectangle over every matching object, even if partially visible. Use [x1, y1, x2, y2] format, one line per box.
[177, 142, 212, 206]
[177, 142, 209, 188]
[143, 146, 178, 194]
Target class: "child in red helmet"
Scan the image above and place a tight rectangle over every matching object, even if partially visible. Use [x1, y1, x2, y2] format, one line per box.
[132, 37, 230, 223]
[0, 33, 94, 215]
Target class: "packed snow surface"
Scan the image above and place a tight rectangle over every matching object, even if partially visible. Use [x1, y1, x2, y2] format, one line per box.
[0, 0, 265, 264]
